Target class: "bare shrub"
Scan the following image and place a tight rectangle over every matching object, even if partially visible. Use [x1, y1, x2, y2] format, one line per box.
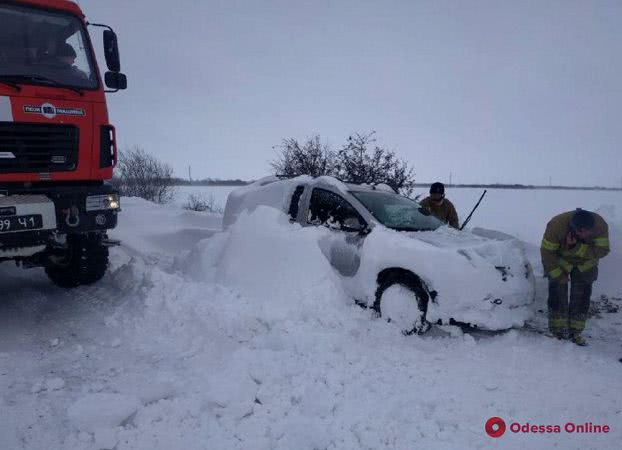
[270, 132, 416, 196]
[270, 135, 334, 177]
[183, 193, 223, 213]
[115, 146, 176, 203]
[335, 132, 416, 196]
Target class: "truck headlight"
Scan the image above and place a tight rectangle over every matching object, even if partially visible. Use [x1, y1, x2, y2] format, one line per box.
[86, 194, 120, 212]
[108, 194, 120, 210]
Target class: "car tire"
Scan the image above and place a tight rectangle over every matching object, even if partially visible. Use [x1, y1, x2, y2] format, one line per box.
[373, 271, 430, 335]
[45, 234, 109, 288]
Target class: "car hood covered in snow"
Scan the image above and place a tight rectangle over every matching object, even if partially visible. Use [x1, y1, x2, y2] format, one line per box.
[350, 224, 536, 330]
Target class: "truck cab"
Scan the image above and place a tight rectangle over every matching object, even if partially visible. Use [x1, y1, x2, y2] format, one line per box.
[0, 0, 127, 287]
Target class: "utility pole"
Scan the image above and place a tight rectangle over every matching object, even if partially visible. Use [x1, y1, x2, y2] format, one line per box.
[188, 165, 192, 182]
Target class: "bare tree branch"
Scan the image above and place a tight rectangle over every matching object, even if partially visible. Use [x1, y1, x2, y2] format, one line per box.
[270, 135, 334, 177]
[114, 146, 176, 204]
[270, 132, 416, 196]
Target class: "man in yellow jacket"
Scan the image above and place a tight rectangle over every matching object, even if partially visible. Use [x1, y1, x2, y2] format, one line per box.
[420, 182, 460, 229]
[541, 209, 610, 345]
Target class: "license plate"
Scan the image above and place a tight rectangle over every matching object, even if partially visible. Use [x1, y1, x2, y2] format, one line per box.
[0, 214, 43, 233]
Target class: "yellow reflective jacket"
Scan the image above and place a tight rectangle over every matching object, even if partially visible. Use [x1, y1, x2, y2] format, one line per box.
[540, 210, 610, 280]
[420, 197, 459, 228]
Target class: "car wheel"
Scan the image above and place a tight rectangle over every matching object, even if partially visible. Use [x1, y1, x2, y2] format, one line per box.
[373, 272, 429, 335]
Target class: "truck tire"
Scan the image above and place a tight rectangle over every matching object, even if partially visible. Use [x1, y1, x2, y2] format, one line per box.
[45, 234, 109, 288]
[373, 271, 430, 335]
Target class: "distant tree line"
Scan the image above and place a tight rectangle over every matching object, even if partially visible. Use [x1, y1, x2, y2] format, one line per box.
[110, 144, 621, 206]
[423, 183, 622, 191]
[110, 148, 250, 204]
[170, 178, 251, 186]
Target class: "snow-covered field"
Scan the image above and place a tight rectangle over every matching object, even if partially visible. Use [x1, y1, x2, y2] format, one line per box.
[1, 188, 621, 449]
[174, 186, 234, 212]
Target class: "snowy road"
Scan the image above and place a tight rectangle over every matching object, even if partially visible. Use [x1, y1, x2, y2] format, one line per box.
[1, 196, 621, 450]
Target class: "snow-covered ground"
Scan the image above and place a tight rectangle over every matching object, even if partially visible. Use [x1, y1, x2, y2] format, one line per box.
[1, 189, 621, 449]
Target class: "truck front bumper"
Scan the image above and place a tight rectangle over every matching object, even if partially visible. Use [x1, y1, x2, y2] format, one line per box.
[0, 183, 119, 256]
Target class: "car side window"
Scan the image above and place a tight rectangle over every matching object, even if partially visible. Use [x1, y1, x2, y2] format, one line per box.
[307, 188, 365, 231]
[288, 185, 305, 221]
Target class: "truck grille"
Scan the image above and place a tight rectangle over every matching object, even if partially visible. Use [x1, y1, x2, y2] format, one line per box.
[0, 122, 79, 173]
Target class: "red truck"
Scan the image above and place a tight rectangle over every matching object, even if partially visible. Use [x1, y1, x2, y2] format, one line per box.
[0, 0, 127, 287]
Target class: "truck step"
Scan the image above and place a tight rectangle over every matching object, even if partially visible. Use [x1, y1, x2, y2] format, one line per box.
[101, 238, 121, 247]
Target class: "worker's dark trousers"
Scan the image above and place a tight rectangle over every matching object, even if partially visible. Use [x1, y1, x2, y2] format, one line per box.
[548, 267, 597, 335]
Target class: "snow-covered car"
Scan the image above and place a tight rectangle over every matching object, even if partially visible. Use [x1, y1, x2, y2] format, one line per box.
[223, 175, 536, 332]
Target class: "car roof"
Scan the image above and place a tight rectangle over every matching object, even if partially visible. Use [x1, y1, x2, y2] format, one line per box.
[257, 176, 395, 192]
[345, 183, 396, 193]
[235, 176, 397, 200]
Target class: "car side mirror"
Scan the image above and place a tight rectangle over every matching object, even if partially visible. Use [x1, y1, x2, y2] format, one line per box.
[103, 29, 121, 72]
[105, 71, 127, 90]
[342, 217, 367, 233]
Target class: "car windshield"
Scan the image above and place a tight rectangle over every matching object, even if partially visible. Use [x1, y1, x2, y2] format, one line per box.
[0, 3, 97, 90]
[351, 190, 443, 231]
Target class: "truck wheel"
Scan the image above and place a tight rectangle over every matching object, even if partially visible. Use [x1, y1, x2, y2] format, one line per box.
[45, 234, 109, 288]
[373, 272, 430, 335]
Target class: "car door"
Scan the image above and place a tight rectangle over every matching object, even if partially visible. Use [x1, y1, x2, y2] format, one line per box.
[306, 187, 367, 277]
[287, 185, 306, 222]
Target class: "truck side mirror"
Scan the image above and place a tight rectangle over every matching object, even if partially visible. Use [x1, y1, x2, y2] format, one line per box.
[103, 29, 121, 72]
[105, 71, 127, 90]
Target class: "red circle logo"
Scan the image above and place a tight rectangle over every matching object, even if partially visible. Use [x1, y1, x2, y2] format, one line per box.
[485, 417, 506, 438]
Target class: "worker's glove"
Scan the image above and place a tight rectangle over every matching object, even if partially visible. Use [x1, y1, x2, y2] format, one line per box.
[566, 231, 577, 249]
[557, 274, 569, 284]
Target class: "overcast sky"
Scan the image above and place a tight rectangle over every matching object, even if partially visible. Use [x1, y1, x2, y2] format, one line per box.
[80, 0, 622, 186]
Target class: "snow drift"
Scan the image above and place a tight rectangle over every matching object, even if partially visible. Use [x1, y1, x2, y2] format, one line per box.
[1, 194, 621, 449]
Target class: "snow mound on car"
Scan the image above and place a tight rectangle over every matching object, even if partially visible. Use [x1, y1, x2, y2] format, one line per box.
[127, 206, 357, 357]
[216, 206, 344, 302]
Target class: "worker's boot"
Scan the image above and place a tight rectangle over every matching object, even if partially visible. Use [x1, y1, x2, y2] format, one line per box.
[551, 328, 569, 340]
[570, 334, 588, 346]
